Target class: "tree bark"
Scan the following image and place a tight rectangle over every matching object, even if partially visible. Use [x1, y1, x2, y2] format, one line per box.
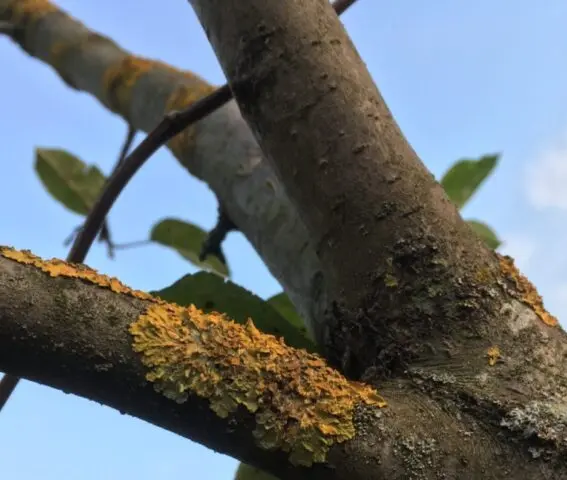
[0, 0, 330, 344]
[2, 0, 567, 477]
[1, 247, 565, 480]
[186, 0, 567, 477]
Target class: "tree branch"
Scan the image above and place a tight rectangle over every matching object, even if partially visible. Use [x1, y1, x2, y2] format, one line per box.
[2, 246, 564, 479]
[186, 0, 561, 372]
[186, 0, 567, 476]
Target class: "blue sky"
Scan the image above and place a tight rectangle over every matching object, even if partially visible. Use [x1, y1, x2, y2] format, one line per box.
[1, 1, 567, 478]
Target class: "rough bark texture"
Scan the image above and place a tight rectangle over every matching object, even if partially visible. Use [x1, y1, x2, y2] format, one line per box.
[187, 0, 567, 477]
[0, 0, 329, 344]
[1, 250, 566, 480]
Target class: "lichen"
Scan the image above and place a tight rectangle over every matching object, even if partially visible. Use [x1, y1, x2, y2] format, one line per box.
[129, 303, 387, 466]
[384, 272, 398, 288]
[497, 254, 558, 327]
[486, 345, 501, 366]
[102, 56, 160, 117]
[1, 246, 387, 466]
[501, 400, 567, 449]
[164, 82, 216, 158]
[0, 246, 155, 302]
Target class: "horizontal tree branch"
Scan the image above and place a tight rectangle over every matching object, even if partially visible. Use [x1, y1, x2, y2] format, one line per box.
[0, 0, 329, 344]
[1, 246, 563, 479]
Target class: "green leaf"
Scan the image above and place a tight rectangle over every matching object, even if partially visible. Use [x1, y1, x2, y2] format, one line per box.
[150, 218, 229, 277]
[266, 292, 311, 339]
[234, 463, 279, 480]
[152, 272, 317, 352]
[35, 148, 107, 216]
[467, 220, 501, 250]
[440, 154, 499, 209]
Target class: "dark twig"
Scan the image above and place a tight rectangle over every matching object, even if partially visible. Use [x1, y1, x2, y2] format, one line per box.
[67, 84, 232, 263]
[112, 240, 152, 250]
[199, 205, 238, 265]
[0, 0, 358, 413]
[64, 125, 137, 258]
[332, 0, 358, 15]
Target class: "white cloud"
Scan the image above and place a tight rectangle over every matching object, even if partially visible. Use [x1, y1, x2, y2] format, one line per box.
[526, 133, 567, 209]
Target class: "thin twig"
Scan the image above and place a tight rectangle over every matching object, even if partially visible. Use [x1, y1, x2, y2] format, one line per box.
[67, 84, 232, 262]
[112, 240, 151, 250]
[98, 124, 137, 258]
[63, 125, 137, 258]
[332, 0, 358, 15]
[0, 0, 359, 413]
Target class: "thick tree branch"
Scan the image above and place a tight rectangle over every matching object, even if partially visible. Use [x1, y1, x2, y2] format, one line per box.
[0, 0, 329, 344]
[186, 0, 567, 476]
[186, 0, 561, 369]
[1, 246, 565, 479]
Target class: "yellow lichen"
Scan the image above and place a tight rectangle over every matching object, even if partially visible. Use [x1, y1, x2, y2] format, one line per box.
[0, 245, 387, 466]
[383, 273, 398, 288]
[164, 82, 216, 158]
[0, 246, 155, 302]
[475, 265, 494, 284]
[102, 56, 159, 117]
[498, 254, 558, 327]
[6, 0, 57, 31]
[486, 345, 501, 366]
[130, 303, 387, 466]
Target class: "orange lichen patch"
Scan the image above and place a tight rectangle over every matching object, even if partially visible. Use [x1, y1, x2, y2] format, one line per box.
[475, 265, 494, 284]
[486, 346, 501, 366]
[102, 56, 162, 117]
[0, 246, 157, 303]
[164, 82, 216, 158]
[498, 254, 558, 327]
[5, 0, 57, 30]
[130, 303, 387, 467]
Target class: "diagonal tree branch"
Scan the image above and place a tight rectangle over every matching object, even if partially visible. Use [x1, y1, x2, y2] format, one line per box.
[185, 0, 567, 477]
[185, 0, 562, 373]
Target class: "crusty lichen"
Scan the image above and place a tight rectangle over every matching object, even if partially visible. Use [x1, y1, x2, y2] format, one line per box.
[0, 246, 155, 302]
[6, 0, 217, 164]
[129, 303, 386, 466]
[164, 82, 216, 158]
[1, 246, 387, 466]
[486, 345, 501, 366]
[102, 55, 214, 150]
[103, 56, 164, 117]
[497, 254, 558, 327]
[501, 400, 567, 450]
